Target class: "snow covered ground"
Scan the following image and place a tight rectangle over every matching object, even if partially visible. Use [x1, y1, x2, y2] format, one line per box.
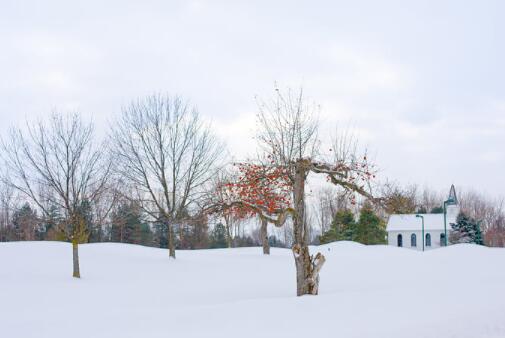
[1, 241, 504, 338]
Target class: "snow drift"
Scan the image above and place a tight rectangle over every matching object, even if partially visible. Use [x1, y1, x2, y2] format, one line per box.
[1, 241, 504, 338]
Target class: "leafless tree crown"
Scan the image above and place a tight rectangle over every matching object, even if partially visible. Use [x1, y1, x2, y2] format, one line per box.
[255, 87, 320, 168]
[1, 113, 111, 223]
[112, 94, 223, 223]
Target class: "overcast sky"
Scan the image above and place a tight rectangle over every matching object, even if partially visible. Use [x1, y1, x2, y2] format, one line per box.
[1, 0, 504, 198]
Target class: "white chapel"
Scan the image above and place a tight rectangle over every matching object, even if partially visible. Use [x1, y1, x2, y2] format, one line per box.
[386, 185, 460, 251]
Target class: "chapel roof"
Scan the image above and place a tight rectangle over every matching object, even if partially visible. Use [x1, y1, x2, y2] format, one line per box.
[386, 213, 446, 232]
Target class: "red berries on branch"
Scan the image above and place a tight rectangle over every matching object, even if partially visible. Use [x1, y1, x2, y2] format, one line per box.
[217, 163, 292, 219]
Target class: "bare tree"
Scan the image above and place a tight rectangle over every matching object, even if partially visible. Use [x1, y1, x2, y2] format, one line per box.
[111, 94, 223, 258]
[211, 170, 246, 248]
[261, 88, 375, 295]
[0, 181, 16, 241]
[1, 113, 112, 278]
[312, 187, 350, 236]
[419, 186, 443, 212]
[459, 190, 505, 245]
[380, 181, 418, 215]
[213, 87, 377, 295]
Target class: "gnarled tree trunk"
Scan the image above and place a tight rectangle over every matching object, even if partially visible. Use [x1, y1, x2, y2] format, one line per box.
[292, 244, 325, 295]
[292, 159, 325, 295]
[260, 218, 270, 255]
[72, 240, 80, 278]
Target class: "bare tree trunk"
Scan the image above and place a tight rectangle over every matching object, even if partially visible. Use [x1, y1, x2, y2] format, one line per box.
[226, 228, 232, 248]
[72, 240, 80, 278]
[179, 224, 185, 247]
[168, 224, 176, 258]
[292, 160, 325, 295]
[293, 160, 307, 291]
[260, 218, 270, 255]
[225, 215, 233, 248]
[293, 244, 325, 296]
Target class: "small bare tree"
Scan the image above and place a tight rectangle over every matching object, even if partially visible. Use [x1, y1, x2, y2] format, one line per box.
[211, 171, 245, 248]
[312, 187, 350, 236]
[380, 181, 418, 215]
[0, 181, 16, 241]
[112, 94, 223, 258]
[1, 113, 112, 278]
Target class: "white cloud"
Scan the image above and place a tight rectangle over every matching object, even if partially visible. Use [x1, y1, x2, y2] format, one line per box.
[1, 0, 504, 197]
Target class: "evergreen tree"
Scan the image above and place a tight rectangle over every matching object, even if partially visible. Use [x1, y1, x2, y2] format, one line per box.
[430, 206, 444, 214]
[450, 212, 484, 245]
[77, 199, 100, 243]
[355, 204, 387, 245]
[417, 206, 428, 214]
[268, 235, 283, 248]
[209, 223, 228, 248]
[319, 209, 355, 244]
[153, 215, 168, 248]
[110, 202, 146, 244]
[41, 204, 62, 240]
[138, 223, 153, 246]
[320, 205, 386, 245]
[233, 235, 256, 247]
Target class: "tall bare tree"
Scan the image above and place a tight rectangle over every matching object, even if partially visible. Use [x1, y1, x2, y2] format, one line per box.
[256, 87, 377, 295]
[112, 94, 223, 258]
[1, 113, 112, 278]
[212, 87, 377, 295]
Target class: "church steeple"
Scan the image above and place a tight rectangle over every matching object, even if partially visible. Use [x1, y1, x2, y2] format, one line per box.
[448, 184, 458, 205]
[446, 184, 460, 225]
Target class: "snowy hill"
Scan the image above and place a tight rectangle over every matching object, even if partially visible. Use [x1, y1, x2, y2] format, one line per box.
[1, 241, 505, 338]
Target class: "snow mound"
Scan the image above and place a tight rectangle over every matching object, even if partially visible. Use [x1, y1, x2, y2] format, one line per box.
[1, 241, 504, 338]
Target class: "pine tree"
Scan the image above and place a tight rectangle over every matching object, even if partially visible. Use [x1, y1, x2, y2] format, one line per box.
[110, 202, 147, 245]
[319, 209, 355, 244]
[209, 223, 228, 248]
[153, 216, 168, 248]
[77, 199, 100, 243]
[41, 204, 62, 240]
[430, 206, 444, 214]
[450, 212, 484, 245]
[319, 206, 386, 245]
[355, 204, 387, 245]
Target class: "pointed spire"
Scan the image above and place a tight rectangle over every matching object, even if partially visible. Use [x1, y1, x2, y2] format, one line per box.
[448, 184, 458, 205]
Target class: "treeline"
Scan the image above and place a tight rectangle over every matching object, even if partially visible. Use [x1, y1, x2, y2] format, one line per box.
[0, 94, 504, 252]
[0, 191, 267, 249]
[0, 197, 288, 253]
[0, 96, 243, 262]
[0, 97, 289, 253]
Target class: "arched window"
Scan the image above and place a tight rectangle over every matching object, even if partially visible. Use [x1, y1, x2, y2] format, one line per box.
[397, 234, 403, 247]
[411, 233, 417, 247]
[440, 233, 446, 246]
[426, 233, 431, 247]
